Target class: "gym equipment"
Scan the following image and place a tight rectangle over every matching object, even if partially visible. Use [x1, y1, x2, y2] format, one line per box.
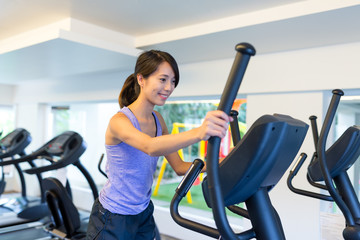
[32, 132, 98, 239]
[23, 131, 98, 199]
[0, 130, 89, 227]
[0, 131, 88, 228]
[0, 128, 31, 197]
[97, 153, 107, 178]
[288, 89, 360, 239]
[42, 174, 94, 240]
[0, 128, 47, 227]
[170, 42, 309, 239]
[0, 130, 96, 239]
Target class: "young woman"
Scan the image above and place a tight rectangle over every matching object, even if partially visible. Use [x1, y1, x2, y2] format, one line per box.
[86, 50, 232, 240]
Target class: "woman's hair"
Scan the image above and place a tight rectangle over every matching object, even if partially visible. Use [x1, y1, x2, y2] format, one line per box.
[118, 50, 179, 108]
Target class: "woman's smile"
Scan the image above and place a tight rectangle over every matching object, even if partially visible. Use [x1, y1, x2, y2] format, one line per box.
[159, 93, 169, 100]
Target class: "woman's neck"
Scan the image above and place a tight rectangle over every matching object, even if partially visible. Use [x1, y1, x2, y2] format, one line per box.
[128, 99, 154, 120]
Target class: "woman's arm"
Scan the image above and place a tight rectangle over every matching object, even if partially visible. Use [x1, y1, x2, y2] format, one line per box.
[164, 151, 192, 176]
[106, 110, 231, 157]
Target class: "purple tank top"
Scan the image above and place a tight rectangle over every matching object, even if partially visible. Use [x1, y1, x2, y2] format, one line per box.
[99, 107, 162, 215]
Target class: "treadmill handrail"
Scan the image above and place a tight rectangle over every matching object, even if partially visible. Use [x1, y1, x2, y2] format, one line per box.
[20, 131, 86, 174]
[0, 153, 37, 166]
[23, 141, 86, 175]
[24, 157, 79, 174]
[0, 136, 53, 167]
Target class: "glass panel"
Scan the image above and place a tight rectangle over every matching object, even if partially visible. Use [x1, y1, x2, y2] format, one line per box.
[321, 97, 360, 216]
[0, 105, 15, 179]
[152, 98, 247, 214]
[0, 105, 15, 137]
[49, 102, 118, 189]
[48, 97, 247, 211]
[336, 99, 360, 199]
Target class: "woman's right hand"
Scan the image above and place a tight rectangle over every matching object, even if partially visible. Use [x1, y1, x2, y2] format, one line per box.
[198, 110, 233, 141]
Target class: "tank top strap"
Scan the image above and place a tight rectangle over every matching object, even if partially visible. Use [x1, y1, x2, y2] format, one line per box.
[152, 111, 162, 137]
[119, 107, 140, 130]
[120, 107, 162, 136]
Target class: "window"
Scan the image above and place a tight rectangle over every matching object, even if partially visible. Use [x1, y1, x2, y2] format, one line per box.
[0, 105, 15, 137]
[152, 98, 247, 213]
[48, 97, 247, 211]
[49, 103, 117, 188]
[319, 96, 360, 216]
[336, 99, 360, 198]
[0, 105, 15, 178]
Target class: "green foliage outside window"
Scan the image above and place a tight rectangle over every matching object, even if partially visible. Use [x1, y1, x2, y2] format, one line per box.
[154, 101, 218, 179]
[152, 99, 247, 213]
[52, 108, 70, 136]
[155, 102, 217, 133]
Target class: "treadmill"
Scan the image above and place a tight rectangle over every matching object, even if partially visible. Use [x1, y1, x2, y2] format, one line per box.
[39, 152, 99, 239]
[0, 128, 32, 198]
[0, 128, 47, 228]
[0, 131, 97, 240]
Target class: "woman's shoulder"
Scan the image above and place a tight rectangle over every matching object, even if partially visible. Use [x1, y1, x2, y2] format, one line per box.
[109, 111, 131, 124]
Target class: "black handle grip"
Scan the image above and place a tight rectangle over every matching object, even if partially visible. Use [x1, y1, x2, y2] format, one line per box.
[229, 110, 241, 146]
[309, 115, 319, 151]
[176, 159, 204, 198]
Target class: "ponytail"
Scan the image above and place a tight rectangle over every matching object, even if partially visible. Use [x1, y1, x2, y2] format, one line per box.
[118, 74, 140, 108]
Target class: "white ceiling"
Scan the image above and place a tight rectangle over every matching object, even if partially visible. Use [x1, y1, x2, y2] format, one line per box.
[0, 0, 360, 85]
[0, 0, 299, 38]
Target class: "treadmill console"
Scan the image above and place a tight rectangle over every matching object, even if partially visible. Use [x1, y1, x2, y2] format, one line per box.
[45, 131, 85, 157]
[46, 134, 71, 155]
[0, 128, 31, 156]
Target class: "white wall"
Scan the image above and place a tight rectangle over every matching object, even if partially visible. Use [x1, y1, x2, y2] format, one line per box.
[0, 84, 15, 105]
[8, 103, 50, 195]
[175, 42, 360, 98]
[13, 70, 131, 104]
[241, 42, 360, 94]
[10, 41, 360, 104]
[2, 41, 360, 239]
[247, 91, 326, 240]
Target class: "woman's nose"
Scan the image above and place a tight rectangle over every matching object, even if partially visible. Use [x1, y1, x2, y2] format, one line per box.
[164, 80, 173, 91]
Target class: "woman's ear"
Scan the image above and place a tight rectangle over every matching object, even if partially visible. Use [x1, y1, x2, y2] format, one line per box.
[137, 74, 144, 88]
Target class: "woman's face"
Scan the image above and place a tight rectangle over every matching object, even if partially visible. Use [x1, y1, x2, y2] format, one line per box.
[139, 61, 176, 106]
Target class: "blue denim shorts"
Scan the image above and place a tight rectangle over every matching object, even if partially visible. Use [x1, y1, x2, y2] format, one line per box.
[86, 198, 156, 240]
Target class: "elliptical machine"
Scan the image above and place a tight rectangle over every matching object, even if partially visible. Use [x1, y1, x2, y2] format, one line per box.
[170, 43, 309, 239]
[288, 89, 360, 239]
